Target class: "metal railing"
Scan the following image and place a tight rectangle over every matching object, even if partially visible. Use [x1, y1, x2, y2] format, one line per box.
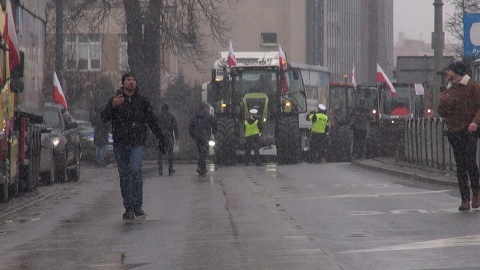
[404, 118, 457, 172]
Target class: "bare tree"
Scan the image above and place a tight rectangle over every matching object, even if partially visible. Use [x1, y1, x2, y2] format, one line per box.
[445, 0, 480, 58]
[47, 0, 235, 107]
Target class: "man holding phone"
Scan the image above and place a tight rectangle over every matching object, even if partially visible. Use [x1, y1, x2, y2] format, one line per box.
[101, 72, 167, 220]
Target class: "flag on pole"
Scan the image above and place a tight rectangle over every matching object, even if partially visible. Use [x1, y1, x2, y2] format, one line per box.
[3, 0, 20, 70]
[376, 63, 396, 98]
[279, 45, 287, 70]
[227, 40, 237, 67]
[53, 72, 68, 111]
[351, 63, 357, 87]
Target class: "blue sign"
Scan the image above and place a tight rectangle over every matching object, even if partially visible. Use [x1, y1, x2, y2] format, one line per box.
[464, 13, 480, 58]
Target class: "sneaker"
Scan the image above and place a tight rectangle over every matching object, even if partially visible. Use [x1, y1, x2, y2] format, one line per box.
[459, 200, 471, 211]
[169, 169, 175, 176]
[133, 206, 145, 217]
[472, 195, 480, 209]
[123, 208, 135, 220]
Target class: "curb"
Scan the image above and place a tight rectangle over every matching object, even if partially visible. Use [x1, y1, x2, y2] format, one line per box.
[352, 160, 457, 187]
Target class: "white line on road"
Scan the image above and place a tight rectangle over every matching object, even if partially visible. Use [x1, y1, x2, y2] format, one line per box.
[340, 234, 480, 253]
[274, 190, 451, 199]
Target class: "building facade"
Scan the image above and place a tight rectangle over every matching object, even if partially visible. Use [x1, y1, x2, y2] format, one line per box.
[176, 0, 394, 85]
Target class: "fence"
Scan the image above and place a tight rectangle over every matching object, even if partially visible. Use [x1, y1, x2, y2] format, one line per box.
[404, 118, 457, 172]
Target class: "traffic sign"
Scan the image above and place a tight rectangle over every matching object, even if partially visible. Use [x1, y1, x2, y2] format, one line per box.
[464, 13, 480, 58]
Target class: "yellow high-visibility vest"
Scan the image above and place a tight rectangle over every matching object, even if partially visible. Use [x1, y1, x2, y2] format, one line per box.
[309, 113, 328, 133]
[244, 120, 260, 137]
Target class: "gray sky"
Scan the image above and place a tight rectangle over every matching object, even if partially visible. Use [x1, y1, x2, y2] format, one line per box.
[394, 0, 457, 44]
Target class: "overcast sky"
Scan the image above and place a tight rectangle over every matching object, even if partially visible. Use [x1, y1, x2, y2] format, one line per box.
[394, 0, 457, 44]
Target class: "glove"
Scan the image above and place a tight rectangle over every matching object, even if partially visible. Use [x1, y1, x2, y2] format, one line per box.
[157, 142, 167, 154]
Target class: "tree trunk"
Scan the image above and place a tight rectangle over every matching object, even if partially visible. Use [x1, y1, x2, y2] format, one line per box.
[123, 0, 161, 105]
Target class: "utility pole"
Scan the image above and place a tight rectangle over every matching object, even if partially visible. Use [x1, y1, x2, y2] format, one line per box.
[432, 0, 444, 117]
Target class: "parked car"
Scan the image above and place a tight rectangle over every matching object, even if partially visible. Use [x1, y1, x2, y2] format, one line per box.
[43, 103, 81, 182]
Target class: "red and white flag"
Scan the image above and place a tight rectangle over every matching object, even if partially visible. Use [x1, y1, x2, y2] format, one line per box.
[351, 63, 357, 87]
[376, 63, 396, 98]
[53, 72, 68, 111]
[3, 0, 20, 70]
[227, 40, 237, 67]
[279, 45, 287, 70]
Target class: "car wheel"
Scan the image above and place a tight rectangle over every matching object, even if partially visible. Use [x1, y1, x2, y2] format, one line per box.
[55, 152, 67, 183]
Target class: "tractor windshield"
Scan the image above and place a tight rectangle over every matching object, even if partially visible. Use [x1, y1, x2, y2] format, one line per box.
[328, 85, 355, 123]
[381, 86, 412, 116]
[232, 69, 278, 96]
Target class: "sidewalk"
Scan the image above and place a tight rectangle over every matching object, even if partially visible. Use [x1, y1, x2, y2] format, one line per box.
[353, 157, 457, 187]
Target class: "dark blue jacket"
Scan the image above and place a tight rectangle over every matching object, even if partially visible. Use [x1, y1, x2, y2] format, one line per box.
[188, 110, 217, 142]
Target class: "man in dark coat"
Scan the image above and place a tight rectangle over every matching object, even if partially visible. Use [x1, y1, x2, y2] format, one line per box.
[349, 98, 372, 160]
[101, 72, 167, 220]
[157, 103, 179, 176]
[91, 107, 110, 167]
[438, 60, 480, 211]
[188, 103, 217, 176]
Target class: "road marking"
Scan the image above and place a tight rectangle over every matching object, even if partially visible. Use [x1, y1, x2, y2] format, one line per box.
[282, 189, 451, 199]
[341, 234, 480, 253]
[347, 208, 460, 216]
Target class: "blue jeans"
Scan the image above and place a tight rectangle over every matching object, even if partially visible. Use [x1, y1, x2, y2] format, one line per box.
[96, 145, 107, 166]
[114, 146, 145, 209]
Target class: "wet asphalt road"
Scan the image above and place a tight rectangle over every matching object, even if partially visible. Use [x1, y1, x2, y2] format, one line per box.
[0, 161, 480, 269]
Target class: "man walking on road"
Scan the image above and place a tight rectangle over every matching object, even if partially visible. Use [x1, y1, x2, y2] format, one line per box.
[438, 60, 480, 211]
[91, 107, 110, 167]
[349, 98, 372, 161]
[101, 72, 167, 220]
[188, 103, 216, 176]
[157, 103, 179, 176]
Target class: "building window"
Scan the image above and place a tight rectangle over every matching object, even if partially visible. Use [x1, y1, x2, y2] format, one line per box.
[119, 34, 129, 71]
[65, 34, 101, 71]
[261, 33, 277, 46]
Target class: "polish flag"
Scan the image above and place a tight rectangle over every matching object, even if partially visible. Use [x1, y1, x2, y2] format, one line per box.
[351, 63, 357, 87]
[227, 40, 237, 67]
[376, 63, 396, 98]
[3, 0, 20, 70]
[53, 72, 68, 111]
[279, 45, 287, 70]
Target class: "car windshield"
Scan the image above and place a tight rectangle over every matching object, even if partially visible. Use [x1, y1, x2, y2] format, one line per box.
[43, 106, 62, 128]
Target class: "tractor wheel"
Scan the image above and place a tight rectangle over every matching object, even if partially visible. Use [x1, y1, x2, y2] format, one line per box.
[276, 116, 300, 165]
[215, 118, 237, 165]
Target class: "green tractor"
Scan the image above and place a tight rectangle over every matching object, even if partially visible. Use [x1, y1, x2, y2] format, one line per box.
[207, 51, 307, 165]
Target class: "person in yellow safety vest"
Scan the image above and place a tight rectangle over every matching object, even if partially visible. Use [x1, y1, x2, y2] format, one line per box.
[306, 104, 329, 163]
[244, 108, 263, 166]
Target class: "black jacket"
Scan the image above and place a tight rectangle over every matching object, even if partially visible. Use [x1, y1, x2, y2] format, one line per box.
[158, 111, 179, 139]
[188, 110, 217, 142]
[101, 88, 166, 148]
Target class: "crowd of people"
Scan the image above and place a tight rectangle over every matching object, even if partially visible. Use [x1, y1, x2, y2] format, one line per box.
[94, 60, 480, 221]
